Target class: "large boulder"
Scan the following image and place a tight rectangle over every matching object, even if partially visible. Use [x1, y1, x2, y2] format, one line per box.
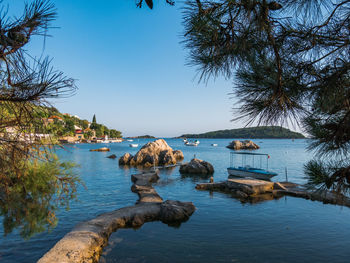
[179, 158, 214, 175]
[119, 139, 184, 167]
[227, 140, 259, 150]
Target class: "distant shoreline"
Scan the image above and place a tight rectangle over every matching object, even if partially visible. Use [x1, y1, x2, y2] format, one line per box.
[178, 126, 305, 139]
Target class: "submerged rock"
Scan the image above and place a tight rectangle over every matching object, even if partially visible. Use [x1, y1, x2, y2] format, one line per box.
[226, 140, 259, 150]
[179, 158, 214, 175]
[107, 154, 117, 159]
[90, 147, 110, 152]
[119, 139, 184, 167]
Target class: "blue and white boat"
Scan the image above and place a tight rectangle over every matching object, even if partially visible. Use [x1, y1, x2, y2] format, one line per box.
[227, 152, 277, 180]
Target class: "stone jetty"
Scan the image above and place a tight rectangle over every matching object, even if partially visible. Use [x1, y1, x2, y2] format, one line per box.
[131, 171, 163, 203]
[38, 171, 195, 263]
[196, 178, 350, 207]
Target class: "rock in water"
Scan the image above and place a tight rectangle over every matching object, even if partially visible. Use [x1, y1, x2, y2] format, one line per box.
[172, 150, 184, 161]
[226, 140, 259, 150]
[107, 154, 117, 159]
[119, 153, 133, 165]
[90, 147, 110, 152]
[119, 139, 184, 167]
[179, 158, 214, 175]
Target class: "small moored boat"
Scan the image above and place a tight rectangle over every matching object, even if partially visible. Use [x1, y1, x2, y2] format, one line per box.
[129, 143, 139, 148]
[227, 152, 277, 180]
[211, 143, 218, 147]
[185, 140, 200, 146]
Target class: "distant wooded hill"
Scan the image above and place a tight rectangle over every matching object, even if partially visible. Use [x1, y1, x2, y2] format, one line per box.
[180, 126, 305, 139]
[126, 135, 156, 139]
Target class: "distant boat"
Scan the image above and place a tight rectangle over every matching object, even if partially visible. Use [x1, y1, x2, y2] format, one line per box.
[185, 140, 200, 146]
[211, 143, 218, 147]
[127, 139, 133, 142]
[129, 144, 139, 148]
[227, 152, 277, 180]
[183, 138, 188, 143]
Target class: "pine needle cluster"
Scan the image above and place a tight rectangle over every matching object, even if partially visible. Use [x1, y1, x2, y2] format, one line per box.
[183, 0, 350, 193]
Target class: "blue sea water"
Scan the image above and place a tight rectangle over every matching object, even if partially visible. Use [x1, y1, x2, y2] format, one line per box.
[1, 139, 350, 263]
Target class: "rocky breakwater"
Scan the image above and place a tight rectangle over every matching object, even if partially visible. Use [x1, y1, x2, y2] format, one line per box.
[119, 139, 184, 167]
[196, 178, 350, 207]
[38, 170, 196, 263]
[179, 158, 214, 175]
[227, 140, 259, 150]
[131, 171, 163, 203]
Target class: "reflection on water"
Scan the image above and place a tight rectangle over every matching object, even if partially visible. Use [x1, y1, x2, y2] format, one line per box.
[0, 157, 79, 239]
[2, 139, 350, 263]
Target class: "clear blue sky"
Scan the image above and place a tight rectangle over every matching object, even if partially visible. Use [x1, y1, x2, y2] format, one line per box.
[10, 0, 254, 137]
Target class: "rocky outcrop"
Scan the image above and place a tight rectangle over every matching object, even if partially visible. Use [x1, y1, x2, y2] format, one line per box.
[119, 153, 133, 165]
[38, 201, 195, 263]
[172, 150, 184, 161]
[90, 147, 110, 152]
[119, 139, 184, 167]
[179, 158, 214, 175]
[226, 140, 259, 150]
[107, 154, 117, 159]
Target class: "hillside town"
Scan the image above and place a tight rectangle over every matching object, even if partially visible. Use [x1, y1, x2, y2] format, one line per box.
[2, 111, 123, 144]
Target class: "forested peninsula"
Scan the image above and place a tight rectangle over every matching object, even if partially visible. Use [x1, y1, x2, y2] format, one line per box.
[180, 126, 305, 139]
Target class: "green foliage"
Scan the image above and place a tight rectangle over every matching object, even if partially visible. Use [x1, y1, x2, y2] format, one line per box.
[181, 126, 304, 139]
[304, 160, 350, 195]
[0, 154, 81, 239]
[110, 129, 122, 138]
[85, 130, 93, 139]
[183, 0, 350, 192]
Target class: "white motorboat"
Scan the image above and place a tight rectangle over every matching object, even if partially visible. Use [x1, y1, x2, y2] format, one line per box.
[185, 140, 200, 146]
[127, 139, 134, 142]
[129, 144, 139, 148]
[227, 152, 277, 180]
[211, 143, 218, 147]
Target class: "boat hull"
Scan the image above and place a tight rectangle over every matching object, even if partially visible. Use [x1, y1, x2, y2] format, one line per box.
[227, 167, 277, 180]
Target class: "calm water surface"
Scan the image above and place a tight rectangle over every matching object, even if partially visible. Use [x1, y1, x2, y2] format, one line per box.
[1, 139, 350, 263]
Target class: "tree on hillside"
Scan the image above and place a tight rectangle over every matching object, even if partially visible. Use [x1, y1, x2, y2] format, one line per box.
[0, 0, 79, 238]
[110, 129, 122, 138]
[183, 0, 350, 193]
[90, 114, 97, 130]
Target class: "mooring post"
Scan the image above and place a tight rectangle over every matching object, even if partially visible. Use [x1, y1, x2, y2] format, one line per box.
[285, 167, 288, 182]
